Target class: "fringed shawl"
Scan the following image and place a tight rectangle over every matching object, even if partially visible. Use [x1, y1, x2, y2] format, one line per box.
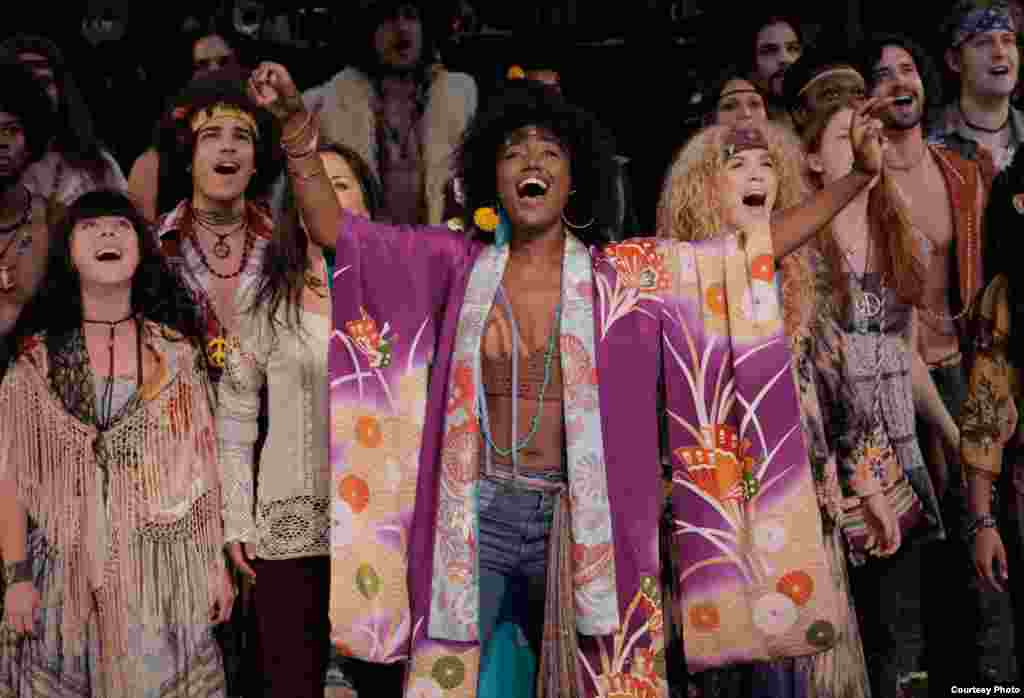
[0, 324, 223, 690]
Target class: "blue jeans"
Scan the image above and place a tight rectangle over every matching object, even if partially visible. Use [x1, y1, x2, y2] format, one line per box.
[476, 476, 557, 671]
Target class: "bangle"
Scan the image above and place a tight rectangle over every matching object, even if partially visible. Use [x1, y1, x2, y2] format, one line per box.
[3, 559, 32, 586]
[280, 110, 313, 145]
[964, 513, 998, 542]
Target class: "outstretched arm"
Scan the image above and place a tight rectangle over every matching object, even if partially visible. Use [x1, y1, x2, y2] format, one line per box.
[248, 62, 343, 250]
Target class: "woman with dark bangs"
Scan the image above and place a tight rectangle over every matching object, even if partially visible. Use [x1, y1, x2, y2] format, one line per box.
[0, 190, 233, 697]
[278, 64, 856, 692]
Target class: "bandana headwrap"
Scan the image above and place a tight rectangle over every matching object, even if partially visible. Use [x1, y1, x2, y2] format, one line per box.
[723, 126, 768, 159]
[951, 2, 1015, 48]
[189, 103, 260, 140]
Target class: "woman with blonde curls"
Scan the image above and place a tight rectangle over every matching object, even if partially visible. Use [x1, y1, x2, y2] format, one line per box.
[657, 113, 884, 698]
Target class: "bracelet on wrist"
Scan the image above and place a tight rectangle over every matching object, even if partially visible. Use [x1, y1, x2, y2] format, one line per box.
[3, 559, 32, 586]
[281, 110, 313, 144]
[964, 513, 998, 542]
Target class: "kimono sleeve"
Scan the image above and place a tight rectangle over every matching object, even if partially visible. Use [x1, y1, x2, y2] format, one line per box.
[329, 213, 471, 664]
[659, 233, 840, 672]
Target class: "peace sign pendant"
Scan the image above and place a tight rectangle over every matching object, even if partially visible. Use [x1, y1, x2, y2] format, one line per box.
[855, 291, 882, 319]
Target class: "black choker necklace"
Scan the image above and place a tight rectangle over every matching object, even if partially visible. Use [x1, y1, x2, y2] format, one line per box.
[960, 102, 1009, 134]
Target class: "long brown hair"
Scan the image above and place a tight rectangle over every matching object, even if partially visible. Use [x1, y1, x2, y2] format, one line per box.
[801, 101, 926, 311]
[247, 143, 381, 339]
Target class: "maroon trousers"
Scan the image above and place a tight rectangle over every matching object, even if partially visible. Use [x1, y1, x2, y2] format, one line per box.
[252, 555, 331, 698]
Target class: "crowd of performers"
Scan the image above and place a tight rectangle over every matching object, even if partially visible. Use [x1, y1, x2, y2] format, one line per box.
[2, 1, 1024, 697]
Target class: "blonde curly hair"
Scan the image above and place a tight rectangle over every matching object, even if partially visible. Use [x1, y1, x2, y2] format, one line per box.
[656, 121, 809, 242]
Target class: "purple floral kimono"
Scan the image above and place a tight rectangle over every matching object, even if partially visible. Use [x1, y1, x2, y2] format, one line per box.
[328, 214, 838, 697]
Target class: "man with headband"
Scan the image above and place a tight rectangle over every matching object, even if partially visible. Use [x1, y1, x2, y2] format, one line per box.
[931, 0, 1023, 189]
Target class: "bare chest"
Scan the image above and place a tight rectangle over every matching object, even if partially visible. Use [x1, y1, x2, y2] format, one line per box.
[889, 157, 955, 254]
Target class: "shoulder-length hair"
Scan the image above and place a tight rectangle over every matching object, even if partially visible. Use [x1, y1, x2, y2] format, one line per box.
[23, 190, 206, 356]
[154, 67, 281, 214]
[0, 35, 114, 181]
[457, 81, 619, 248]
[800, 100, 925, 309]
[249, 143, 382, 339]
[656, 121, 808, 242]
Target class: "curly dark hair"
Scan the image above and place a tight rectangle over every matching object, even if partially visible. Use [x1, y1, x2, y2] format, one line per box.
[0, 59, 55, 165]
[0, 35, 114, 181]
[856, 33, 944, 114]
[251, 143, 382, 340]
[154, 66, 281, 214]
[456, 81, 619, 248]
[21, 189, 207, 360]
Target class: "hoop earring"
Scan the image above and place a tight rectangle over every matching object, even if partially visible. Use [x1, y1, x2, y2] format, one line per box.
[561, 211, 594, 230]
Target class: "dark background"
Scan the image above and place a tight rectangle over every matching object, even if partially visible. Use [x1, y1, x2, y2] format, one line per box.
[2, 0, 960, 230]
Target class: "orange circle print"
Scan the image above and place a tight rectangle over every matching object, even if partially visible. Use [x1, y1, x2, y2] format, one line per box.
[689, 602, 721, 631]
[355, 415, 383, 449]
[776, 570, 814, 606]
[339, 475, 370, 514]
[705, 283, 727, 316]
[750, 254, 774, 282]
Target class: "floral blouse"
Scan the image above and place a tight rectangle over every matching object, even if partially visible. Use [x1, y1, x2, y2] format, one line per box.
[961, 274, 1022, 489]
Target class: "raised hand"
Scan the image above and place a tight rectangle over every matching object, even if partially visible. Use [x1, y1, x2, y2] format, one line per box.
[850, 96, 895, 177]
[248, 61, 305, 124]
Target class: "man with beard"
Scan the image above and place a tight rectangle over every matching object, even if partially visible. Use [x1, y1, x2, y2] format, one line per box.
[0, 61, 53, 372]
[303, 0, 477, 225]
[859, 33, 987, 694]
[745, 14, 803, 126]
[931, 1, 1024, 189]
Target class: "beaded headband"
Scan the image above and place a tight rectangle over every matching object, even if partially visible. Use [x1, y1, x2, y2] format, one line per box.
[723, 127, 768, 159]
[189, 103, 259, 139]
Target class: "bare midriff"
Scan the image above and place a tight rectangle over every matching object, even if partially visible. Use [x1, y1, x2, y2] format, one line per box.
[480, 306, 565, 476]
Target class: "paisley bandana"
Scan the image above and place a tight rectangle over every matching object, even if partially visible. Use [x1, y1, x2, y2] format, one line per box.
[952, 3, 1015, 47]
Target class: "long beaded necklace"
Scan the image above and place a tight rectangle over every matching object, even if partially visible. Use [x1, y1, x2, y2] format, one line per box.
[188, 214, 253, 280]
[477, 286, 561, 463]
[191, 205, 247, 260]
[0, 188, 34, 294]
